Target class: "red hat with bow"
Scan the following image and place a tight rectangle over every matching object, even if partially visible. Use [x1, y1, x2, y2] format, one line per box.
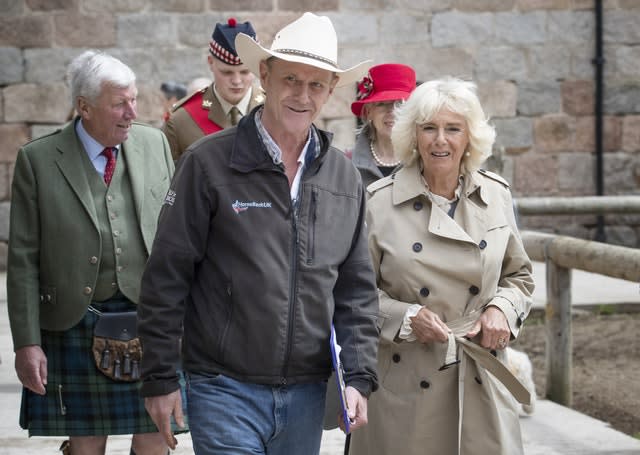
[351, 63, 416, 117]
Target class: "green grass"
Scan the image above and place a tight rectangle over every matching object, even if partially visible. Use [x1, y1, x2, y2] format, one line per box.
[596, 304, 616, 315]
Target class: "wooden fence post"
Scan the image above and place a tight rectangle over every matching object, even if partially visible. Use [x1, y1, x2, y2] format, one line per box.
[545, 258, 573, 406]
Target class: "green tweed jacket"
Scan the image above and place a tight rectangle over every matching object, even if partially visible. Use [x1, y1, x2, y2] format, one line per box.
[7, 120, 174, 349]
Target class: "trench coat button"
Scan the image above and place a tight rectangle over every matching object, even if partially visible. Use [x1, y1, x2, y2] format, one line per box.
[111, 282, 117, 288]
[392, 353, 401, 363]
[420, 287, 430, 297]
[517, 312, 525, 327]
[413, 201, 423, 211]
[83, 286, 92, 295]
[89, 256, 98, 264]
[420, 380, 431, 389]
[46, 294, 51, 302]
[469, 285, 480, 295]
[40, 295, 44, 302]
[115, 247, 122, 255]
[479, 240, 487, 249]
[412, 242, 423, 252]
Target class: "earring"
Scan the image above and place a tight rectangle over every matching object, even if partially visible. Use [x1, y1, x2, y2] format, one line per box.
[465, 151, 471, 157]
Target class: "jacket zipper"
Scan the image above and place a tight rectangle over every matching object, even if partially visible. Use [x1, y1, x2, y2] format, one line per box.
[218, 280, 233, 363]
[282, 173, 304, 385]
[280, 142, 322, 384]
[307, 188, 318, 265]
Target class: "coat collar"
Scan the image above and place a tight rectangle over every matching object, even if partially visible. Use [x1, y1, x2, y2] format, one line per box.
[351, 125, 382, 178]
[391, 163, 491, 208]
[55, 121, 99, 229]
[390, 162, 493, 245]
[464, 170, 491, 207]
[391, 162, 427, 206]
[206, 84, 265, 129]
[203, 85, 227, 128]
[229, 105, 333, 174]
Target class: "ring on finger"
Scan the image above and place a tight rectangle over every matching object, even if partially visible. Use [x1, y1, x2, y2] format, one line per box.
[498, 337, 507, 348]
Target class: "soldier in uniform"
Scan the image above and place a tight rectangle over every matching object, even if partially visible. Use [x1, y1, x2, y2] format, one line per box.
[163, 18, 265, 161]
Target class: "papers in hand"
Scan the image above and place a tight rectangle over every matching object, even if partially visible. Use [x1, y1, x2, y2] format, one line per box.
[330, 324, 353, 433]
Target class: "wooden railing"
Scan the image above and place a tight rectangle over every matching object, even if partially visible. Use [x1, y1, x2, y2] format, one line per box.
[514, 193, 640, 406]
[515, 195, 640, 215]
[519, 227, 640, 406]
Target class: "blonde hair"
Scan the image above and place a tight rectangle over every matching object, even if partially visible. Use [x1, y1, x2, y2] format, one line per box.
[391, 77, 495, 174]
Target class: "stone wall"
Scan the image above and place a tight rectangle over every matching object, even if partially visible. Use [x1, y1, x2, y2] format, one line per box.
[0, 0, 639, 268]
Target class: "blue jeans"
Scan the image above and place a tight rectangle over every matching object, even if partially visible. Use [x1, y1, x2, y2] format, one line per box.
[186, 372, 327, 455]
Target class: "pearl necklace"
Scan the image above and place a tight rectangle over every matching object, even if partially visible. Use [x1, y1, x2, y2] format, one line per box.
[370, 139, 401, 167]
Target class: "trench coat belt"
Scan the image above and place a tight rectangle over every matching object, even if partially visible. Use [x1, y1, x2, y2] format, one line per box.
[443, 312, 532, 406]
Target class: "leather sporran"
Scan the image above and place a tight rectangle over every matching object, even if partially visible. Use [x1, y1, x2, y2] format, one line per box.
[91, 310, 142, 382]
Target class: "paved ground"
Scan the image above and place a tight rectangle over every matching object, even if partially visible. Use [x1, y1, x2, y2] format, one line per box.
[1, 262, 639, 454]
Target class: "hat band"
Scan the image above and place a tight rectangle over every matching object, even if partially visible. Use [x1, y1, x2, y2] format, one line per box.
[209, 40, 242, 65]
[273, 48, 337, 68]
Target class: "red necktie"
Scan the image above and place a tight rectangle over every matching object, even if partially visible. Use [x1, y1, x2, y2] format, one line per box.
[102, 147, 116, 185]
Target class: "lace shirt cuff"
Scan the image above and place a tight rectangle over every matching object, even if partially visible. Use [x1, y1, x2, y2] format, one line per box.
[398, 304, 423, 342]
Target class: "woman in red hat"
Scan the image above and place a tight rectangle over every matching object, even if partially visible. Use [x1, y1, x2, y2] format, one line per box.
[350, 63, 417, 188]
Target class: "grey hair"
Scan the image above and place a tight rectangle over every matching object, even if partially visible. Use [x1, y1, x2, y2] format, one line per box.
[391, 76, 496, 174]
[67, 50, 136, 107]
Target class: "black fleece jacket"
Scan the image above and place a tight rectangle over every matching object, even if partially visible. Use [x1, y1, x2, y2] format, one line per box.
[138, 107, 379, 398]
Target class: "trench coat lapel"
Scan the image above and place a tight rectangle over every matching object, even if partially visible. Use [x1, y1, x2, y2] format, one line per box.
[456, 172, 496, 246]
[428, 203, 475, 243]
[455, 174, 487, 244]
[54, 123, 99, 231]
[392, 164, 477, 244]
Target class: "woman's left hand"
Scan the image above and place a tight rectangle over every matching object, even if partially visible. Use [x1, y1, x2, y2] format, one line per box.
[465, 306, 511, 350]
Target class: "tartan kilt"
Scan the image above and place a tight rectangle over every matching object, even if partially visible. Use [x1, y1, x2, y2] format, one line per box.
[20, 300, 188, 436]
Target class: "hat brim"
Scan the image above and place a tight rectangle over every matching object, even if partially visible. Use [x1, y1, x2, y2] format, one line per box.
[236, 33, 371, 88]
[351, 90, 412, 116]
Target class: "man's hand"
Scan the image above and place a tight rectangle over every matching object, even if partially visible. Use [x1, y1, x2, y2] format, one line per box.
[339, 385, 368, 433]
[144, 390, 185, 450]
[15, 345, 47, 395]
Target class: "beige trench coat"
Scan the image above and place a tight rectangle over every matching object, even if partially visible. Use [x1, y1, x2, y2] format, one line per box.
[349, 163, 534, 455]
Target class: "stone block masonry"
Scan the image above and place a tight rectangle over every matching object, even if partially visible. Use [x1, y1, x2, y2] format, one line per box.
[0, 0, 639, 267]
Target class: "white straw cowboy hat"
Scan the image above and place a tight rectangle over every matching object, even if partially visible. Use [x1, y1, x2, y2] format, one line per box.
[235, 12, 372, 88]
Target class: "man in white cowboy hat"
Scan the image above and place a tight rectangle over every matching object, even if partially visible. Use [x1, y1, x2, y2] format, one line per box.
[137, 12, 379, 455]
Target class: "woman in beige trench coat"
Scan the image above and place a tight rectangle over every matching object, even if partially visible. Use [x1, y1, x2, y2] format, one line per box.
[349, 77, 535, 455]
